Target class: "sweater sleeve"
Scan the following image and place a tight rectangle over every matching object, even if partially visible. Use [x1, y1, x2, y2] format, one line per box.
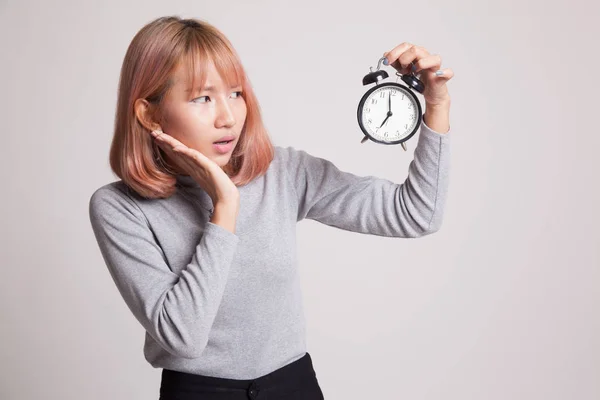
[284, 119, 451, 238]
[88, 186, 240, 359]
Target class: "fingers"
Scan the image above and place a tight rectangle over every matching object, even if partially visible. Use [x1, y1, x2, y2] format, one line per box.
[152, 129, 185, 149]
[384, 43, 427, 73]
[172, 145, 214, 171]
[384, 43, 435, 75]
[432, 67, 454, 81]
[383, 42, 414, 68]
[398, 46, 429, 71]
[152, 130, 184, 159]
[151, 129, 192, 171]
[150, 129, 212, 172]
[413, 54, 442, 74]
[152, 130, 190, 158]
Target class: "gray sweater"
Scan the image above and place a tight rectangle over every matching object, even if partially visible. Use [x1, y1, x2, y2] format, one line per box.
[88, 120, 451, 379]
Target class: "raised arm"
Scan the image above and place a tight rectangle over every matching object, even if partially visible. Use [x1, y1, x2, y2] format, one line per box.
[284, 119, 451, 238]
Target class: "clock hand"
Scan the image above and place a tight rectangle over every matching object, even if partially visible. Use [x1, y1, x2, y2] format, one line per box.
[361, 93, 394, 144]
[377, 92, 393, 130]
[378, 93, 393, 130]
[377, 114, 390, 130]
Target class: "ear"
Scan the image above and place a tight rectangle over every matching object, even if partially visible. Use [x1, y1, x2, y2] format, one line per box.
[134, 98, 162, 132]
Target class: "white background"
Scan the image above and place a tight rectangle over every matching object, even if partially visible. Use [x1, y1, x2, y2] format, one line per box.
[0, 0, 598, 399]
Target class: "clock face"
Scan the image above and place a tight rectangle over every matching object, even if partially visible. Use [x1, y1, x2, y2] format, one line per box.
[358, 84, 421, 143]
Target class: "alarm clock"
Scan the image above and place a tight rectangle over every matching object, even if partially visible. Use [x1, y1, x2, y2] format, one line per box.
[357, 56, 425, 151]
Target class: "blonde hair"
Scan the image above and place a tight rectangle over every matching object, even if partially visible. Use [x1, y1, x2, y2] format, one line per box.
[109, 16, 275, 199]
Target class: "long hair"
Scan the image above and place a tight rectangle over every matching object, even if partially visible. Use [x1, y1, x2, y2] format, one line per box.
[109, 16, 275, 199]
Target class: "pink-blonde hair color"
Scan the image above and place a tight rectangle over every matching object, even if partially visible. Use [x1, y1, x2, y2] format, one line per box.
[109, 16, 275, 199]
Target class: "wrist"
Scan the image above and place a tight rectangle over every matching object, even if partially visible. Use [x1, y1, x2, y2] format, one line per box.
[425, 97, 451, 111]
[214, 201, 239, 214]
[423, 100, 451, 134]
[211, 203, 239, 234]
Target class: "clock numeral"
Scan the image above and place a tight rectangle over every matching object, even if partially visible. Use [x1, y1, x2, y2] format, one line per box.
[371, 99, 376, 104]
[380, 92, 385, 98]
[368, 118, 372, 124]
[365, 107, 370, 113]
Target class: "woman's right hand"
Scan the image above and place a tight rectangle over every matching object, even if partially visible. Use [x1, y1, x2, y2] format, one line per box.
[151, 129, 240, 208]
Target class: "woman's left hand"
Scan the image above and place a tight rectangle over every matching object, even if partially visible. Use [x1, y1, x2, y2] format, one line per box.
[383, 43, 454, 107]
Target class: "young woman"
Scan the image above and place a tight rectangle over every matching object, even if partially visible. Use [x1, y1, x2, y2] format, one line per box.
[89, 15, 454, 400]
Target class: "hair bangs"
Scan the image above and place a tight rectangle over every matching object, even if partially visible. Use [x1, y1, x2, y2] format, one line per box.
[183, 32, 244, 100]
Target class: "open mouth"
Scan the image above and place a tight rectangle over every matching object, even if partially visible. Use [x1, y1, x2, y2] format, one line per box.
[213, 139, 235, 154]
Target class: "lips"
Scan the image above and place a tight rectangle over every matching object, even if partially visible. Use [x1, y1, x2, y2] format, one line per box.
[213, 140, 235, 154]
[213, 135, 235, 144]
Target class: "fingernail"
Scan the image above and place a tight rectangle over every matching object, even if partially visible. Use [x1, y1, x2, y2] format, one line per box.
[435, 70, 444, 76]
[383, 58, 389, 65]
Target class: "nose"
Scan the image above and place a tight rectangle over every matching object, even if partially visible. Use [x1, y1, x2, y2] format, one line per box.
[215, 101, 236, 128]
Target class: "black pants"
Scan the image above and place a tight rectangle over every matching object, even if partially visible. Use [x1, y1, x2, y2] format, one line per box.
[159, 352, 325, 400]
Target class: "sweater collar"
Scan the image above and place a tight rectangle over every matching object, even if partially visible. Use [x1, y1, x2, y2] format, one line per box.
[174, 175, 214, 214]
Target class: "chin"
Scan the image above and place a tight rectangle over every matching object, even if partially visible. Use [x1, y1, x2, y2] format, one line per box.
[212, 155, 232, 167]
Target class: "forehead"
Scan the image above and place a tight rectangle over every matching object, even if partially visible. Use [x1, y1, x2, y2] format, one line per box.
[174, 58, 238, 93]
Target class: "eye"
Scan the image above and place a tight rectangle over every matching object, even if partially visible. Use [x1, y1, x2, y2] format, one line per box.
[193, 91, 243, 103]
[193, 96, 210, 103]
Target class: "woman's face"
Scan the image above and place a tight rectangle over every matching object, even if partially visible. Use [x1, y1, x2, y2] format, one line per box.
[158, 59, 247, 171]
